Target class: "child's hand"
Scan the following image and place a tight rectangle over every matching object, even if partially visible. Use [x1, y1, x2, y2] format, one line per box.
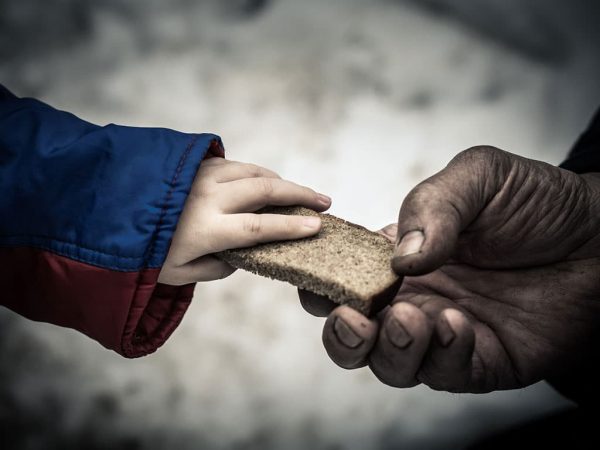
[158, 158, 331, 285]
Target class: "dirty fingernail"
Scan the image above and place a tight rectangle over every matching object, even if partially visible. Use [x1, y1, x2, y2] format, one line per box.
[333, 318, 363, 348]
[396, 230, 424, 257]
[303, 216, 321, 230]
[386, 318, 413, 349]
[437, 317, 455, 347]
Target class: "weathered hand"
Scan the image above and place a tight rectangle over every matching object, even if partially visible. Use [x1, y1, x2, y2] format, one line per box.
[300, 147, 600, 392]
[159, 158, 331, 285]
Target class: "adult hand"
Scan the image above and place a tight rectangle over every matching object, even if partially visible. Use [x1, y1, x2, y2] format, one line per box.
[300, 147, 600, 392]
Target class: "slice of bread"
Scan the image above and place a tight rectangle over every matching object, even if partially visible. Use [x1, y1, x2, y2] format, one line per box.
[217, 206, 402, 316]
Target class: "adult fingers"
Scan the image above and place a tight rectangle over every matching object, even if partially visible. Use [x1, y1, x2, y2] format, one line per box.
[322, 306, 379, 369]
[393, 291, 477, 392]
[218, 177, 331, 213]
[416, 308, 475, 392]
[298, 289, 337, 317]
[392, 146, 509, 276]
[377, 223, 398, 243]
[367, 302, 433, 387]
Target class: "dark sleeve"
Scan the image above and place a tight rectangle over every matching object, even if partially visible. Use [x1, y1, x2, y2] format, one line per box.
[549, 107, 600, 409]
[559, 108, 600, 174]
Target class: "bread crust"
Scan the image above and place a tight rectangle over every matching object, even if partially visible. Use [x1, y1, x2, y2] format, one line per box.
[217, 207, 402, 316]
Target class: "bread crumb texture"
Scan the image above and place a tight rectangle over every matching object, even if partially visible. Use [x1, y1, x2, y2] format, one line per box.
[217, 207, 400, 315]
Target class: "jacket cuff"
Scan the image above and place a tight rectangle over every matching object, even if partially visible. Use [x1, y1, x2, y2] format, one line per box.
[121, 277, 196, 357]
[0, 88, 225, 357]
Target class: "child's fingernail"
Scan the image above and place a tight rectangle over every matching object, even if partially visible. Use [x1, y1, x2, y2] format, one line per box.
[303, 216, 321, 230]
[317, 194, 331, 206]
[437, 316, 455, 347]
[396, 230, 424, 257]
[333, 318, 363, 348]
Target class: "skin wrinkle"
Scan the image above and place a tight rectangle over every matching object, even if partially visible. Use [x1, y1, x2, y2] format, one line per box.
[560, 178, 600, 260]
[470, 162, 535, 262]
[403, 262, 586, 389]
[482, 267, 595, 377]
[462, 146, 507, 205]
[470, 332, 495, 392]
[529, 170, 580, 237]
[476, 319, 526, 389]
[529, 169, 588, 254]
[306, 148, 600, 393]
[458, 157, 597, 268]
[400, 275, 529, 390]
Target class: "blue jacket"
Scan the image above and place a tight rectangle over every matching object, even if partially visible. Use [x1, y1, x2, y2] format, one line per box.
[0, 85, 224, 357]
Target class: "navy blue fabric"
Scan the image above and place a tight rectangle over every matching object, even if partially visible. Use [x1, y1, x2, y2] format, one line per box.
[0, 84, 16, 100]
[0, 86, 222, 271]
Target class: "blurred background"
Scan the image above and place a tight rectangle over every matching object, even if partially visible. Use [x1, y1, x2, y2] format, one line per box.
[1, 0, 599, 448]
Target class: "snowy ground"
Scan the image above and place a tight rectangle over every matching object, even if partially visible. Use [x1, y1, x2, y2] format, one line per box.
[1, 0, 599, 448]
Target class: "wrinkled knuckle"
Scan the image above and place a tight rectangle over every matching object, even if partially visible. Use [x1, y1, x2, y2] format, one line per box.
[243, 215, 263, 234]
[453, 145, 504, 167]
[284, 215, 299, 233]
[244, 163, 263, 178]
[404, 178, 439, 206]
[256, 177, 275, 198]
[465, 145, 502, 158]
[303, 186, 317, 201]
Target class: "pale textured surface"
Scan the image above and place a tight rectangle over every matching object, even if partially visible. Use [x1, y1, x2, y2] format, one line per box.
[219, 207, 400, 314]
[1, 0, 598, 448]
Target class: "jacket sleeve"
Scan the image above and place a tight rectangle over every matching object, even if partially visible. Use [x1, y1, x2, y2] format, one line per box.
[550, 106, 600, 408]
[559, 107, 600, 173]
[0, 85, 225, 358]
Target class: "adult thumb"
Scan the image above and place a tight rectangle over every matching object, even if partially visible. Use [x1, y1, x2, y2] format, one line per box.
[391, 147, 505, 276]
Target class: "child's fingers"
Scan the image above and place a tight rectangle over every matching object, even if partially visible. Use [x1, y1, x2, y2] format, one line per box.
[214, 213, 322, 251]
[203, 160, 281, 183]
[218, 177, 331, 213]
[182, 255, 237, 283]
[158, 256, 236, 285]
[417, 308, 475, 392]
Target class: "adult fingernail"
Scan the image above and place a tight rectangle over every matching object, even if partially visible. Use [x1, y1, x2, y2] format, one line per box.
[317, 193, 331, 206]
[381, 223, 398, 241]
[333, 318, 363, 348]
[396, 230, 424, 257]
[437, 317, 455, 347]
[303, 216, 321, 230]
[386, 318, 413, 349]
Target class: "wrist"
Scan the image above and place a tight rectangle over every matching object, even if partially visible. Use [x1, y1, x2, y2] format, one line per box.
[578, 173, 600, 258]
[581, 172, 600, 187]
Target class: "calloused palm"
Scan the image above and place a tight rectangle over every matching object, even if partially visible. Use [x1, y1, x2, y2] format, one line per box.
[386, 255, 600, 392]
